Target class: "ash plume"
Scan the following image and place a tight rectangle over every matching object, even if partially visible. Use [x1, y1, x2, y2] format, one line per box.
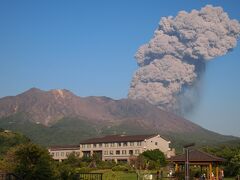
[128, 5, 240, 114]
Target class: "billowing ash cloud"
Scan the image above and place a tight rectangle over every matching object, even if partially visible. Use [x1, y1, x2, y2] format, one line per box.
[128, 5, 240, 114]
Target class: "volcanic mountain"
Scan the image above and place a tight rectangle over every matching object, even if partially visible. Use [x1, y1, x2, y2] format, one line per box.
[0, 88, 238, 148]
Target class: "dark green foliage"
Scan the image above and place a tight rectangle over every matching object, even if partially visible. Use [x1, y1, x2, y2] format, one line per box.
[202, 144, 240, 176]
[56, 152, 88, 180]
[142, 149, 166, 167]
[2, 143, 57, 180]
[0, 115, 99, 146]
[0, 130, 30, 157]
[75, 167, 92, 173]
[97, 160, 116, 169]
[0, 113, 239, 151]
[165, 131, 240, 153]
[56, 162, 81, 180]
[129, 150, 167, 170]
[112, 164, 130, 171]
[63, 152, 82, 167]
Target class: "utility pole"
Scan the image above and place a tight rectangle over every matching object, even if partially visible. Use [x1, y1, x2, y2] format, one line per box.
[183, 143, 195, 180]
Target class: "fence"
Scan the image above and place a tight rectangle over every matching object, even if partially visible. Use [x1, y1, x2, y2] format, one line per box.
[0, 173, 23, 180]
[76, 173, 103, 180]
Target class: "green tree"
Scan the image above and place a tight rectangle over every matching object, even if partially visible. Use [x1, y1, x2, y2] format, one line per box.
[63, 152, 81, 167]
[57, 163, 76, 180]
[229, 151, 240, 175]
[142, 149, 166, 167]
[4, 143, 57, 180]
[203, 145, 240, 176]
[0, 131, 30, 157]
[130, 149, 166, 170]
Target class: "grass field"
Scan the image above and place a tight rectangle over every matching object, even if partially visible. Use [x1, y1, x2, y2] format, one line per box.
[92, 169, 237, 180]
[92, 169, 137, 180]
[92, 169, 170, 180]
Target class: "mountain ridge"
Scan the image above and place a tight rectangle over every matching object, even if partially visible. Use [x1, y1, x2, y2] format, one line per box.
[0, 88, 238, 148]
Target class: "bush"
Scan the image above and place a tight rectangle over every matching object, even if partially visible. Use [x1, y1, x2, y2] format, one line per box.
[75, 167, 92, 173]
[112, 165, 130, 172]
[3, 143, 56, 180]
[97, 160, 116, 169]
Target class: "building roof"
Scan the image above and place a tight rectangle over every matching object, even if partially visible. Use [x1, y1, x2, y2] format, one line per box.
[48, 145, 79, 151]
[168, 149, 225, 163]
[81, 134, 159, 144]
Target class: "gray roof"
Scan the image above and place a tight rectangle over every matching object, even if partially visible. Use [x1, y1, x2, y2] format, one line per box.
[168, 149, 225, 163]
[48, 145, 79, 151]
[81, 134, 158, 144]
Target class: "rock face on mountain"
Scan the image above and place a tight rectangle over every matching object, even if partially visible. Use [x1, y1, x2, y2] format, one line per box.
[0, 88, 203, 133]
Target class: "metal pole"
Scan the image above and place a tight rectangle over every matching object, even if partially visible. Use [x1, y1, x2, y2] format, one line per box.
[185, 148, 189, 180]
[184, 143, 195, 180]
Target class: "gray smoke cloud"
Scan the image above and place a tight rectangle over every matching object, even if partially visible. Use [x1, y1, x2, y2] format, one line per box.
[128, 5, 240, 114]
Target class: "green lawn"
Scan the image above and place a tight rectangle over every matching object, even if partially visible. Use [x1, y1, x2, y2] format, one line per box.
[91, 169, 237, 180]
[92, 169, 137, 180]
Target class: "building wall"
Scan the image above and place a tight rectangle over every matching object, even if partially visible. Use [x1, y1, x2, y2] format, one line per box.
[144, 135, 175, 158]
[80, 141, 143, 162]
[48, 149, 80, 162]
[80, 135, 175, 162]
[145, 135, 169, 153]
[48, 135, 175, 162]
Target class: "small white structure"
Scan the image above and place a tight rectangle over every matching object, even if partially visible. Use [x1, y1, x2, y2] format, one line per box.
[48, 145, 80, 162]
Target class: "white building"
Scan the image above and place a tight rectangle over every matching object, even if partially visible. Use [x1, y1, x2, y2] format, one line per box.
[48, 145, 80, 162]
[79, 134, 175, 163]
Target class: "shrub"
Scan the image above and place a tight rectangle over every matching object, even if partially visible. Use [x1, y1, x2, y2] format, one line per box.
[75, 167, 92, 173]
[97, 160, 116, 169]
[112, 165, 129, 172]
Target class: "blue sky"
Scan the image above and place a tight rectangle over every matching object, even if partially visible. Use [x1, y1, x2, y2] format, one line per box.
[0, 0, 239, 137]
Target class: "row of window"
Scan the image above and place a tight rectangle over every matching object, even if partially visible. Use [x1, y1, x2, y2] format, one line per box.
[51, 151, 79, 157]
[82, 141, 142, 148]
[103, 149, 140, 156]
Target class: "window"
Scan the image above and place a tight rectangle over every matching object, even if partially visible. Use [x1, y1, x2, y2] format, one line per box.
[122, 150, 127, 155]
[129, 150, 133, 155]
[56, 152, 59, 157]
[105, 143, 109, 147]
[123, 142, 128, 146]
[110, 150, 114, 155]
[61, 152, 64, 156]
[99, 143, 102, 147]
[82, 144, 86, 148]
[135, 150, 140, 155]
[110, 143, 115, 147]
[117, 142, 121, 147]
[130, 142, 134, 146]
[104, 151, 108, 155]
[155, 142, 158, 146]
[137, 142, 141, 146]
[66, 152, 70, 156]
[93, 144, 97, 148]
[87, 144, 91, 148]
[116, 150, 120, 155]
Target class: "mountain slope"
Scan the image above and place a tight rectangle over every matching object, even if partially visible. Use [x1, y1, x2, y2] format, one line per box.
[0, 88, 205, 133]
[0, 88, 238, 149]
